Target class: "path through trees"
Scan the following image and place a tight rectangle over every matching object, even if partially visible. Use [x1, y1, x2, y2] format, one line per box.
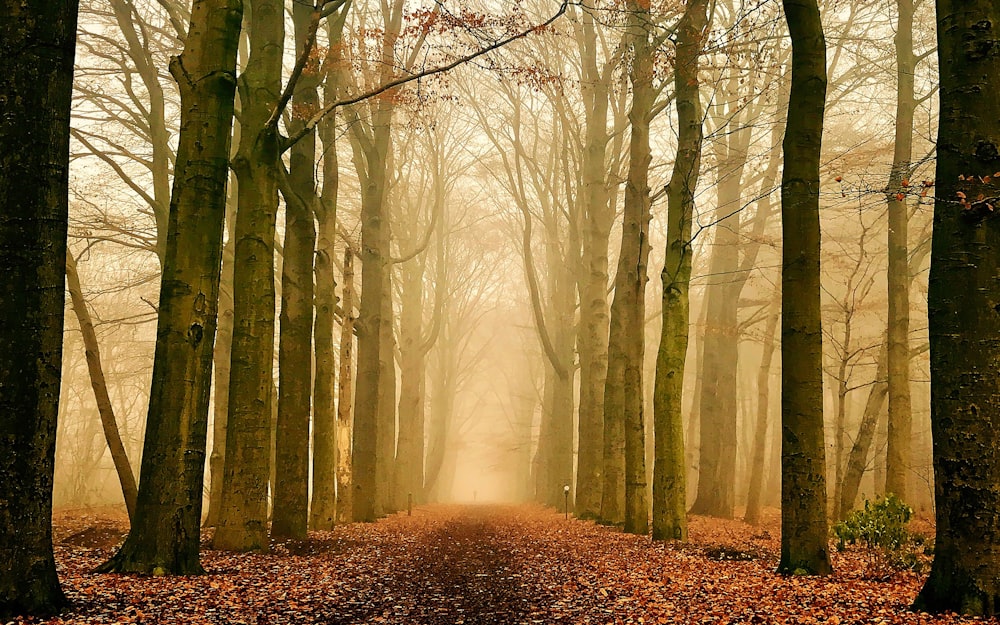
[33, 505, 966, 624]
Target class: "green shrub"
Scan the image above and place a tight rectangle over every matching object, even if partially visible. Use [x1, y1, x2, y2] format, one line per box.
[833, 493, 923, 579]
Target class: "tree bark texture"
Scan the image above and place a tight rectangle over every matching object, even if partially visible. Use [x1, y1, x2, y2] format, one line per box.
[214, 0, 283, 552]
[778, 0, 831, 576]
[619, 0, 653, 536]
[98, 0, 242, 575]
[884, 0, 915, 502]
[915, 0, 1000, 615]
[652, 0, 708, 542]
[743, 301, 779, 526]
[0, 0, 77, 613]
[310, 30, 343, 530]
[336, 249, 355, 523]
[273, 0, 320, 540]
[206, 196, 237, 527]
[573, 6, 614, 521]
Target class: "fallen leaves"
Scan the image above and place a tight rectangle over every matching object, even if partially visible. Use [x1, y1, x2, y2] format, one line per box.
[5, 505, 990, 624]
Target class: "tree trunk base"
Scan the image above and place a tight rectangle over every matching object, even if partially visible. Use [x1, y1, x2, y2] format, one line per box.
[95, 534, 206, 576]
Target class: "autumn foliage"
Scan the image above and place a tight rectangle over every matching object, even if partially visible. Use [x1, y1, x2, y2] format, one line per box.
[6, 505, 981, 624]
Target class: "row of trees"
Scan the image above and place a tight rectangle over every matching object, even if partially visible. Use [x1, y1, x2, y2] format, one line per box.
[4, 0, 1000, 618]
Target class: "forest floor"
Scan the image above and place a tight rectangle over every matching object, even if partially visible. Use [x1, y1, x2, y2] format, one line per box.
[10, 504, 987, 624]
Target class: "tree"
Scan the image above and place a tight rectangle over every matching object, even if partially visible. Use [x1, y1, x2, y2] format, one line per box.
[652, 0, 709, 542]
[778, 0, 832, 576]
[0, 0, 77, 616]
[914, 0, 1000, 616]
[883, 0, 917, 501]
[346, 0, 406, 522]
[98, 0, 242, 574]
[309, 13, 349, 531]
[571, 2, 619, 521]
[609, 0, 654, 536]
[65, 250, 139, 520]
[213, 0, 284, 552]
[272, 0, 323, 541]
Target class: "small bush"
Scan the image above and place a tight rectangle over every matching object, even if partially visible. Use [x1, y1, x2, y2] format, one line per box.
[833, 493, 923, 579]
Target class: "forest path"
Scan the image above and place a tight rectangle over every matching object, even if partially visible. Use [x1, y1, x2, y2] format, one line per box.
[41, 503, 953, 625]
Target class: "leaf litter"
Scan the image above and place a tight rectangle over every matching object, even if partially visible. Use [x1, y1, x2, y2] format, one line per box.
[6, 504, 990, 624]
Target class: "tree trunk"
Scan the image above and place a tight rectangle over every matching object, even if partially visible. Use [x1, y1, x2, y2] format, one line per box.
[352, 128, 387, 521]
[619, 0, 654, 536]
[0, 0, 76, 613]
[65, 251, 139, 520]
[272, 0, 319, 541]
[778, 0, 831, 576]
[915, 1, 1000, 615]
[573, 6, 614, 521]
[205, 190, 237, 527]
[884, 0, 915, 502]
[651, 0, 707, 542]
[743, 301, 779, 526]
[98, 0, 242, 575]
[376, 253, 397, 516]
[394, 258, 428, 511]
[310, 28, 343, 530]
[213, 0, 283, 552]
[335, 249, 355, 523]
[690, 104, 750, 519]
[837, 340, 887, 520]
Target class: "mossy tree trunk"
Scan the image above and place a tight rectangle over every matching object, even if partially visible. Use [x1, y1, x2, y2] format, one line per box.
[213, 0, 283, 552]
[272, 0, 322, 541]
[98, 0, 242, 575]
[310, 16, 346, 531]
[616, 0, 654, 536]
[652, 0, 708, 542]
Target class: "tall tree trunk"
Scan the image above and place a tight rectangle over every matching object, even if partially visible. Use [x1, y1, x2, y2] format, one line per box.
[206, 190, 237, 527]
[690, 170, 743, 519]
[394, 258, 428, 511]
[619, 0, 653, 536]
[351, 129, 388, 521]
[310, 29, 343, 530]
[743, 301, 779, 526]
[65, 251, 139, 520]
[424, 329, 456, 502]
[335, 249, 355, 523]
[573, 6, 614, 521]
[652, 0, 707, 542]
[98, 0, 242, 575]
[348, 0, 403, 523]
[915, 0, 1000, 615]
[690, 74, 751, 517]
[778, 0, 831, 576]
[272, 0, 320, 541]
[376, 253, 397, 516]
[883, 0, 915, 501]
[0, 0, 76, 613]
[214, 0, 283, 552]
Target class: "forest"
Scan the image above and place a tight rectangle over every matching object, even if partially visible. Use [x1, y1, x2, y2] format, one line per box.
[2, 0, 1000, 622]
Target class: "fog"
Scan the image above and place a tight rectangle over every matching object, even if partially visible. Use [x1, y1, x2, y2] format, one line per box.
[55, 0, 936, 524]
